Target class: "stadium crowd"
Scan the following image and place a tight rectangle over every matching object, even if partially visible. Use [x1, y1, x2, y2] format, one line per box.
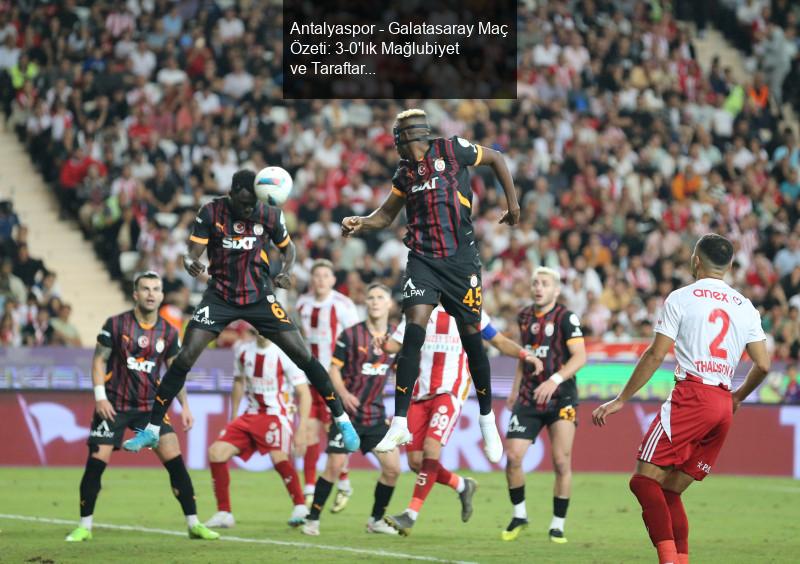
[1, 0, 800, 401]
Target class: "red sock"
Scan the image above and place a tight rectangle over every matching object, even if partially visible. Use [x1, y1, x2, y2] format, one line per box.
[339, 470, 349, 482]
[275, 460, 305, 506]
[436, 465, 462, 491]
[663, 489, 689, 559]
[210, 461, 231, 512]
[629, 475, 675, 562]
[304, 443, 319, 487]
[409, 458, 440, 513]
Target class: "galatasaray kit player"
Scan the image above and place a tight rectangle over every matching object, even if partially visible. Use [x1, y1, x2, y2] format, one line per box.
[342, 108, 521, 463]
[123, 170, 359, 454]
[302, 284, 399, 536]
[205, 331, 311, 529]
[383, 305, 542, 535]
[66, 272, 219, 542]
[593, 234, 770, 564]
[502, 267, 587, 543]
[295, 259, 360, 506]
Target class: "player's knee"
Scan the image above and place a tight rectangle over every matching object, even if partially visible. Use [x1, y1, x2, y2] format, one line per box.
[506, 449, 525, 469]
[208, 442, 228, 463]
[408, 456, 422, 473]
[553, 456, 572, 477]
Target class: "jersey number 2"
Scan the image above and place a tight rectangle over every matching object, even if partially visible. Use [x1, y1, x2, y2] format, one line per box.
[708, 308, 730, 359]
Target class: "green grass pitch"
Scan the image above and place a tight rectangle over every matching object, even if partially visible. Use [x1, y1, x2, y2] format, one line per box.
[0, 467, 798, 563]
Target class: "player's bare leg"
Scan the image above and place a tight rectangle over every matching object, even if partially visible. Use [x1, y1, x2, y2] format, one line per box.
[661, 469, 695, 564]
[629, 460, 680, 564]
[502, 438, 533, 541]
[269, 329, 360, 452]
[154, 433, 219, 539]
[547, 420, 575, 543]
[303, 418, 322, 505]
[375, 304, 434, 452]
[66, 444, 112, 541]
[206, 441, 240, 528]
[457, 320, 502, 463]
[124, 326, 217, 452]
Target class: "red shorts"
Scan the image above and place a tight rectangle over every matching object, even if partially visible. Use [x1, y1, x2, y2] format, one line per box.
[309, 388, 331, 424]
[408, 393, 462, 451]
[218, 413, 292, 461]
[637, 380, 733, 481]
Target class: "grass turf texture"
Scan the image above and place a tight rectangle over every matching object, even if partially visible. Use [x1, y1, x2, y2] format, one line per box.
[0, 468, 798, 563]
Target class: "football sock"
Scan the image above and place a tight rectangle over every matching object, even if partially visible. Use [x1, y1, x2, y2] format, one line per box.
[79, 457, 107, 523]
[80, 515, 93, 529]
[371, 481, 395, 520]
[629, 475, 674, 554]
[296, 357, 345, 418]
[210, 461, 231, 512]
[436, 465, 465, 493]
[148, 359, 191, 426]
[663, 489, 689, 559]
[164, 455, 197, 517]
[304, 443, 319, 487]
[461, 332, 493, 415]
[551, 496, 569, 531]
[409, 458, 439, 515]
[338, 471, 350, 492]
[275, 460, 305, 506]
[393, 323, 426, 417]
[509, 485, 527, 519]
[308, 477, 334, 520]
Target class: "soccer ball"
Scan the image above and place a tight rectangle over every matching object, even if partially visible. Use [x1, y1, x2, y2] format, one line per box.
[254, 166, 293, 206]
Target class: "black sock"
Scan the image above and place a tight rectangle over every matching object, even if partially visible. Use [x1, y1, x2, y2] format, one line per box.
[371, 481, 395, 520]
[461, 332, 492, 415]
[164, 455, 196, 516]
[149, 360, 190, 426]
[79, 457, 107, 517]
[308, 477, 334, 520]
[554, 496, 569, 518]
[394, 323, 426, 417]
[298, 358, 344, 418]
[509, 485, 525, 506]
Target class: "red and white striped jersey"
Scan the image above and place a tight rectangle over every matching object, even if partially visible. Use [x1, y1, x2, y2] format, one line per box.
[296, 290, 360, 370]
[392, 306, 491, 403]
[234, 341, 307, 415]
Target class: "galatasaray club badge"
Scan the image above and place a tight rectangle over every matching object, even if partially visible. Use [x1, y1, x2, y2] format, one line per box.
[470, 274, 478, 288]
[233, 221, 245, 234]
[434, 158, 445, 172]
[155, 339, 165, 353]
[254, 223, 264, 236]
[417, 162, 427, 176]
[267, 295, 276, 303]
[545, 323, 554, 337]
[138, 335, 150, 348]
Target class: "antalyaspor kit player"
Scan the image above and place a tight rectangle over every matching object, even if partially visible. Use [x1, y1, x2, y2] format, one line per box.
[592, 234, 770, 564]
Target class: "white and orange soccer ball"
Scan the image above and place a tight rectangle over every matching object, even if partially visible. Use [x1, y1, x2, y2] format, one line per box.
[254, 166, 293, 206]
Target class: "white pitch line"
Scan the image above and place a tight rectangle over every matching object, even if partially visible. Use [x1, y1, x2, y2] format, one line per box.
[0, 514, 479, 564]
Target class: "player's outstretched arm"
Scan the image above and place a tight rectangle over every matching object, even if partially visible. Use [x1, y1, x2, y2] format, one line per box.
[475, 146, 520, 226]
[92, 342, 116, 422]
[341, 190, 405, 237]
[273, 240, 297, 289]
[293, 382, 311, 456]
[732, 340, 771, 412]
[488, 332, 543, 373]
[592, 333, 673, 426]
[230, 375, 245, 421]
[382, 337, 402, 355]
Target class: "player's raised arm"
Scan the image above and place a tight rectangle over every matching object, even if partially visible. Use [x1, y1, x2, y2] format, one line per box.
[268, 208, 295, 289]
[732, 339, 771, 412]
[341, 188, 405, 237]
[592, 333, 674, 426]
[472, 146, 520, 226]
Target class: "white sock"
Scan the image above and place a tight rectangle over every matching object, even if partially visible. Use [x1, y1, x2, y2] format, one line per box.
[391, 416, 408, 430]
[550, 516, 565, 531]
[186, 515, 199, 527]
[338, 479, 351, 492]
[454, 476, 465, 493]
[406, 509, 418, 521]
[478, 411, 496, 426]
[334, 413, 351, 424]
[80, 515, 93, 530]
[304, 484, 315, 495]
[145, 423, 160, 435]
[513, 501, 527, 520]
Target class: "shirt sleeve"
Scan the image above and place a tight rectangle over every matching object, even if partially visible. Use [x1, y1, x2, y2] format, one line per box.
[390, 165, 410, 198]
[341, 300, 360, 329]
[451, 136, 483, 167]
[165, 328, 180, 358]
[655, 292, 681, 341]
[747, 305, 767, 343]
[332, 329, 350, 368]
[233, 345, 245, 376]
[97, 317, 114, 347]
[391, 319, 406, 343]
[268, 207, 291, 249]
[190, 204, 212, 245]
[560, 310, 585, 345]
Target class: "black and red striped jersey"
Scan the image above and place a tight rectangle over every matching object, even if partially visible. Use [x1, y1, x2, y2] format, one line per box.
[517, 303, 583, 406]
[190, 197, 291, 305]
[391, 136, 483, 259]
[331, 321, 396, 427]
[97, 310, 180, 411]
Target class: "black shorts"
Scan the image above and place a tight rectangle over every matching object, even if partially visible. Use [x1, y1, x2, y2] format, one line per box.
[505, 397, 578, 442]
[326, 421, 389, 455]
[87, 410, 175, 450]
[402, 248, 482, 324]
[187, 289, 297, 336]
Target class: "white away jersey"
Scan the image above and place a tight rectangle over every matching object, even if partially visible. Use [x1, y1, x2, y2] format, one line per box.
[234, 341, 307, 415]
[296, 290, 360, 370]
[655, 277, 765, 389]
[392, 306, 491, 402]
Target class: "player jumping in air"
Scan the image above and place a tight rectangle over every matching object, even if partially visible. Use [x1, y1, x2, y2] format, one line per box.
[592, 234, 770, 564]
[295, 259, 360, 508]
[341, 108, 520, 463]
[66, 271, 219, 542]
[502, 267, 587, 543]
[383, 305, 542, 535]
[302, 284, 399, 536]
[123, 170, 360, 454]
[205, 329, 311, 529]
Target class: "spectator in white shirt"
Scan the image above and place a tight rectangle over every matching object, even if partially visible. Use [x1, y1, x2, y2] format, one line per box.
[222, 58, 253, 100]
[218, 8, 245, 43]
[533, 34, 561, 67]
[194, 81, 221, 115]
[156, 56, 188, 87]
[129, 39, 157, 78]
